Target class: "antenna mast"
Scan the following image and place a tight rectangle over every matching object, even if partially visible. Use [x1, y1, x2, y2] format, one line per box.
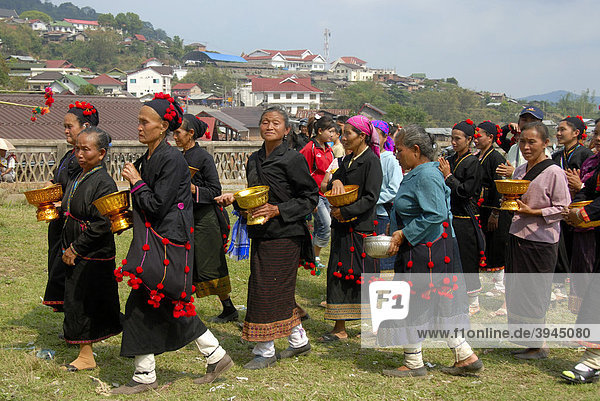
[323, 28, 331, 63]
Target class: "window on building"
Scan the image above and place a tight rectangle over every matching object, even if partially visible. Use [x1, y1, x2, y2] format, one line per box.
[310, 94, 316, 100]
[273, 93, 280, 99]
[297, 94, 304, 99]
[130, 78, 136, 83]
[286, 93, 292, 99]
[153, 79, 159, 83]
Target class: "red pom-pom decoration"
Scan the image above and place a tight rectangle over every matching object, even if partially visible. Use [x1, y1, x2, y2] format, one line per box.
[426, 242, 433, 248]
[162, 238, 169, 245]
[181, 292, 187, 299]
[443, 277, 450, 285]
[185, 242, 191, 250]
[145, 222, 151, 228]
[444, 256, 451, 264]
[428, 261, 434, 268]
[442, 232, 448, 239]
[373, 220, 379, 226]
[350, 246, 355, 252]
[442, 222, 449, 228]
[122, 259, 128, 265]
[361, 252, 366, 258]
[407, 261, 413, 268]
[184, 265, 190, 273]
[142, 244, 150, 251]
[348, 269, 354, 274]
[337, 262, 343, 267]
[466, 118, 474, 125]
[157, 283, 164, 290]
[136, 266, 143, 274]
[163, 259, 170, 266]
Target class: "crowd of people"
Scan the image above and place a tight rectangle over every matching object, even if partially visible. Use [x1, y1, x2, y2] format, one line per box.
[31, 94, 600, 394]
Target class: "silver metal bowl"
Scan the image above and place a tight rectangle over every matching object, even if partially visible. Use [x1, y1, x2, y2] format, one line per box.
[364, 235, 393, 259]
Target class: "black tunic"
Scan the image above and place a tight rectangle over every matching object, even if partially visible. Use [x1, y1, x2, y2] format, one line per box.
[478, 147, 511, 270]
[552, 144, 593, 276]
[182, 144, 231, 298]
[241, 140, 318, 341]
[44, 149, 82, 311]
[61, 166, 121, 343]
[325, 148, 383, 320]
[120, 140, 206, 357]
[445, 152, 483, 293]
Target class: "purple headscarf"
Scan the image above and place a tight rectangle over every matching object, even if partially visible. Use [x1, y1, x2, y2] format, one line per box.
[346, 115, 380, 157]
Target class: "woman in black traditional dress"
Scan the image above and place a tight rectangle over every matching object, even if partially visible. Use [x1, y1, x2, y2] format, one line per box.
[475, 121, 510, 307]
[113, 93, 232, 395]
[438, 119, 484, 316]
[43, 101, 98, 312]
[322, 115, 383, 342]
[561, 159, 600, 384]
[215, 107, 318, 370]
[173, 114, 237, 322]
[59, 127, 121, 371]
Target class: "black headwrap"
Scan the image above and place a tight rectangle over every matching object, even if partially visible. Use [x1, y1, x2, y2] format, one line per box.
[477, 121, 499, 137]
[561, 116, 587, 137]
[143, 93, 184, 132]
[453, 119, 476, 137]
[183, 114, 209, 139]
[67, 101, 99, 126]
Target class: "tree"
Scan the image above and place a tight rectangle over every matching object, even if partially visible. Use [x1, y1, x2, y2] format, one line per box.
[446, 77, 458, 85]
[97, 13, 115, 28]
[168, 35, 184, 59]
[180, 66, 235, 95]
[19, 10, 52, 23]
[77, 84, 99, 95]
[333, 81, 391, 112]
[384, 104, 430, 125]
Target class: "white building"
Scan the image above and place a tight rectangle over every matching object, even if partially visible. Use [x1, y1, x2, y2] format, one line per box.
[127, 66, 174, 98]
[242, 49, 326, 72]
[28, 19, 48, 31]
[237, 74, 322, 115]
[63, 18, 99, 31]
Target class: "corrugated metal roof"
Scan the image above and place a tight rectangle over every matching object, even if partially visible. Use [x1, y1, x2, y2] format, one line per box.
[201, 52, 247, 63]
[0, 94, 143, 141]
[197, 110, 248, 133]
[220, 107, 263, 128]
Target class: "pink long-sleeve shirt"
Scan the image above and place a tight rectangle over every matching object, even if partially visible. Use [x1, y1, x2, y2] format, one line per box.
[509, 163, 571, 244]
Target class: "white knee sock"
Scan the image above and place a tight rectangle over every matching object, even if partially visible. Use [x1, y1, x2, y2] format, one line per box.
[252, 341, 275, 358]
[403, 343, 424, 369]
[195, 330, 226, 365]
[494, 270, 505, 291]
[133, 354, 156, 384]
[288, 323, 309, 348]
[447, 337, 474, 363]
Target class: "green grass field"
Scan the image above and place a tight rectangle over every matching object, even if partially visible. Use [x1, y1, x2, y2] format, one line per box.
[0, 202, 598, 400]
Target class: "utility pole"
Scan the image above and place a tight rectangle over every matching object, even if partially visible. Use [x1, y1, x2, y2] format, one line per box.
[323, 28, 331, 64]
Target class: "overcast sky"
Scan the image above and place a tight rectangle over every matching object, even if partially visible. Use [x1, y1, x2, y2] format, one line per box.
[54, 0, 599, 98]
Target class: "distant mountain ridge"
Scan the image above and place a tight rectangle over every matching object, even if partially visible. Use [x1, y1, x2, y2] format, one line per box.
[519, 90, 600, 104]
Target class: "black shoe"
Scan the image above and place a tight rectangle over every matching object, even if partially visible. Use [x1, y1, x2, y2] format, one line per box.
[382, 366, 428, 377]
[111, 379, 158, 395]
[209, 310, 239, 323]
[441, 358, 484, 376]
[278, 343, 311, 359]
[561, 366, 600, 384]
[194, 354, 234, 384]
[243, 355, 277, 370]
[513, 348, 548, 360]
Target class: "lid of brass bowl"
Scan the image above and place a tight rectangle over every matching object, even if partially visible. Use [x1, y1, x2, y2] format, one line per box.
[569, 200, 593, 209]
[24, 183, 63, 205]
[189, 166, 199, 177]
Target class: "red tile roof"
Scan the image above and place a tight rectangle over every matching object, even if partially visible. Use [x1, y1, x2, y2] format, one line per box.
[340, 56, 367, 65]
[0, 94, 142, 141]
[173, 83, 199, 90]
[45, 60, 73, 69]
[251, 75, 322, 93]
[244, 49, 317, 62]
[63, 18, 99, 26]
[86, 74, 124, 86]
[134, 34, 147, 41]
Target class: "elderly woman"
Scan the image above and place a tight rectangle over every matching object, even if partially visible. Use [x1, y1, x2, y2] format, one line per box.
[381, 125, 482, 377]
[505, 122, 570, 360]
[44, 101, 97, 314]
[114, 94, 232, 395]
[59, 127, 121, 372]
[216, 107, 318, 370]
[173, 114, 237, 323]
[322, 115, 383, 341]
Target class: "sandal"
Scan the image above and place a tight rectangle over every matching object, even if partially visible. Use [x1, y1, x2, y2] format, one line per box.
[561, 366, 600, 384]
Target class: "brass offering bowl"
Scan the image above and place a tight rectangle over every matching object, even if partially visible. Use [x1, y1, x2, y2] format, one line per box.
[93, 190, 133, 234]
[324, 184, 359, 222]
[234, 185, 270, 225]
[364, 235, 393, 259]
[24, 184, 63, 221]
[569, 200, 600, 228]
[189, 166, 199, 178]
[495, 180, 531, 211]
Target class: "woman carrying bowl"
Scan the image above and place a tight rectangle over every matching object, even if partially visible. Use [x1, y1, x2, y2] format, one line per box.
[505, 121, 570, 360]
[59, 127, 121, 371]
[173, 114, 237, 323]
[561, 140, 600, 384]
[322, 115, 383, 342]
[114, 94, 232, 395]
[215, 107, 318, 370]
[381, 125, 482, 377]
[44, 101, 98, 314]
